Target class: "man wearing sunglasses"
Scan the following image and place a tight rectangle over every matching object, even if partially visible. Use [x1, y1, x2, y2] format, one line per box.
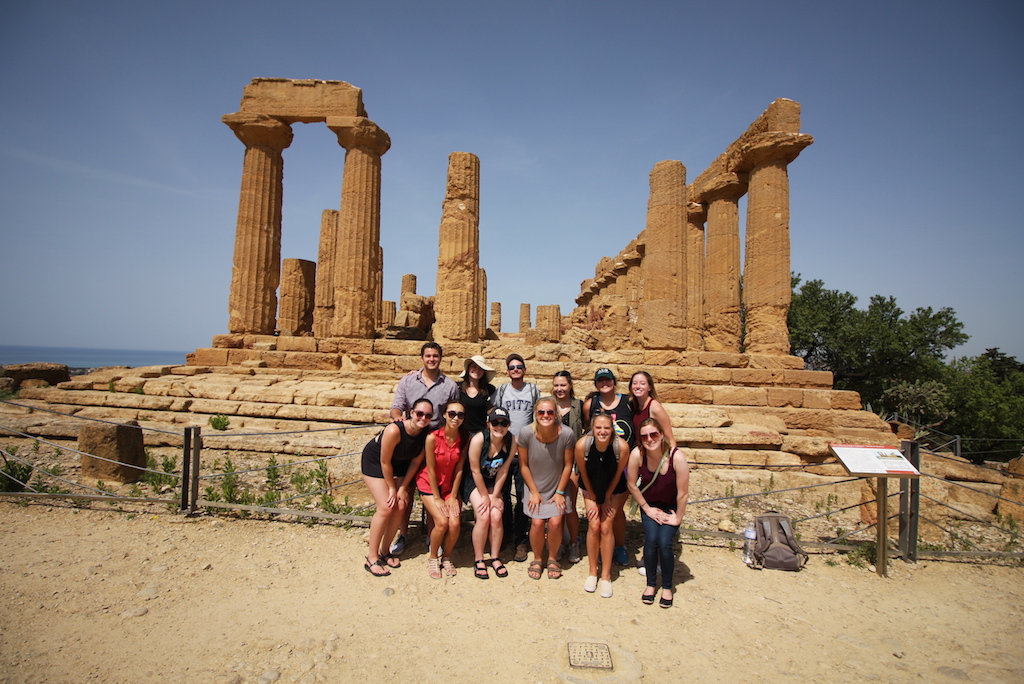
[492, 353, 540, 561]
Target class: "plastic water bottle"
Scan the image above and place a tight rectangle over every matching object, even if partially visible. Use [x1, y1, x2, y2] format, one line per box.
[742, 523, 756, 566]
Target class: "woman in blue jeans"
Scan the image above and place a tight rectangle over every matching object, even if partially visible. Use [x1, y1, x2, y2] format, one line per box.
[626, 417, 690, 608]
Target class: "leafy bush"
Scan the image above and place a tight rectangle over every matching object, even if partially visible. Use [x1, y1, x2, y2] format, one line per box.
[208, 414, 230, 431]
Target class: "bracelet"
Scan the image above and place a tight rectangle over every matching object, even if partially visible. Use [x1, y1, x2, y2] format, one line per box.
[555, 489, 565, 495]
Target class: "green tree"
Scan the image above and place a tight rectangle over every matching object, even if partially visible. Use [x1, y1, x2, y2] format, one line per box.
[788, 276, 968, 410]
[941, 350, 1024, 461]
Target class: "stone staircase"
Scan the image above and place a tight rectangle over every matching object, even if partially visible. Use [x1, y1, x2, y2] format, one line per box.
[3, 339, 899, 467]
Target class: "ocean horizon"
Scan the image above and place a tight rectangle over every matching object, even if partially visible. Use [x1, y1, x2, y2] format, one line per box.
[0, 345, 190, 369]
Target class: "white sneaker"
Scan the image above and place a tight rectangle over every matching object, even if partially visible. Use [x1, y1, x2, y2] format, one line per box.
[599, 580, 613, 598]
[637, 565, 647, 576]
[389, 534, 407, 555]
[584, 575, 598, 593]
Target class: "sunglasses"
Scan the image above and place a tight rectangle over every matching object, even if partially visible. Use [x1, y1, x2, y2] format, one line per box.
[640, 431, 661, 441]
[412, 410, 433, 419]
[447, 410, 466, 419]
[537, 409, 556, 417]
[490, 420, 510, 427]
[508, 364, 525, 370]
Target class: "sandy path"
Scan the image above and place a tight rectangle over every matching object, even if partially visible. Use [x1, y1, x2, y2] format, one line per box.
[0, 502, 1021, 683]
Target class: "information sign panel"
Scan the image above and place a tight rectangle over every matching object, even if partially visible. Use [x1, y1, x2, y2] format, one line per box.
[829, 444, 920, 478]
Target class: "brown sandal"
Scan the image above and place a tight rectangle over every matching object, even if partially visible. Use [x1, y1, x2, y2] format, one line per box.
[546, 560, 562, 580]
[527, 559, 543, 580]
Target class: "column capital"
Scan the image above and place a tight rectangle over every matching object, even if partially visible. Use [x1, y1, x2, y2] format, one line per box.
[326, 116, 391, 156]
[222, 113, 293, 151]
[686, 201, 707, 223]
[730, 131, 813, 172]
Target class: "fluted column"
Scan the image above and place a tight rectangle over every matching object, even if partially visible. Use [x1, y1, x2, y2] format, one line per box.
[519, 304, 531, 333]
[638, 160, 687, 349]
[536, 305, 561, 342]
[489, 302, 502, 334]
[702, 174, 747, 353]
[435, 152, 481, 341]
[278, 258, 316, 336]
[685, 201, 707, 351]
[223, 113, 293, 334]
[327, 117, 391, 338]
[313, 209, 338, 338]
[739, 132, 813, 354]
[477, 267, 487, 339]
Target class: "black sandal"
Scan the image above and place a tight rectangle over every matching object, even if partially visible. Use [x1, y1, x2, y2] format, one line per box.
[489, 557, 508, 578]
[474, 559, 490, 579]
[364, 557, 390, 577]
[642, 590, 656, 605]
[659, 594, 673, 608]
[384, 553, 402, 569]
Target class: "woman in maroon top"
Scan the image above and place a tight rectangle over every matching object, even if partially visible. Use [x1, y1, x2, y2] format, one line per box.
[626, 417, 690, 608]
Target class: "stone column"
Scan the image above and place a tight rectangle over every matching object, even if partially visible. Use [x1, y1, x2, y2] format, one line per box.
[313, 209, 338, 338]
[489, 302, 502, 334]
[638, 160, 687, 349]
[401, 274, 417, 295]
[536, 305, 562, 343]
[326, 117, 391, 338]
[380, 300, 396, 327]
[685, 201, 706, 351]
[519, 304, 531, 333]
[278, 258, 316, 336]
[477, 267, 487, 339]
[434, 152, 481, 341]
[701, 174, 747, 353]
[222, 113, 293, 334]
[740, 133, 812, 354]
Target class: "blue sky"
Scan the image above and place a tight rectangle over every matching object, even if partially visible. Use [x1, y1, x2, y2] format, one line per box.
[1, 0, 1021, 360]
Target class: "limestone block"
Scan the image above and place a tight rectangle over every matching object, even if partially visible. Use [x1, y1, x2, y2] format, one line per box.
[832, 410, 892, 430]
[767, 388, 803, 408]
[730, 369, 781, 387]
[105, 394, 174, 411]
[683, 449, 726, 468]
[282, 352, 342, 371]
[802, 463, 847, 477]
[948, 480, 1000, 518]
[274, 404, 310, 420]
[212, 335, 245, 348]
[802, 390, 832, 410]
[747, 354, 806, 370]
[922, 452, 1005, 485]
[230, 385, 296, 404]
[712, 386, 767, 407]
[766, 451, 804, 469]
[240, 359, 268, 368]
[697, 353, 748, 369]
[643, 350, 698, 367]
[188, 349, 230, 366]
[3, 363, 72, 389]
[393, 311, 421, 328]
[729, 450, 767, 467]
[780, 435, 832, 459]
[996, 479, 1024, 522]
[19, 379, 49, 389]
[353, 390, 392, 410]
[326, 339, 375, 355]
[724, 410, 788, 432]
[189, 399, 240, 416]
[185, 382, 237, 401]
[830, 390, 862, 410]
[659, 385, 714, 405]
[663, 405, 732, 428]
[830, 427, 899, 445]
[782, 369, 833, 388]
[277, 337, 318, 352]
[243, 334, 279, 349]
[1006, 456, 1024, 478]
[774, 409, 831, 430]
[316, 390, 357, 407]
[673, 428, 714, 446]
[710, 426, 782, 449]
[78, 420, 146, 483]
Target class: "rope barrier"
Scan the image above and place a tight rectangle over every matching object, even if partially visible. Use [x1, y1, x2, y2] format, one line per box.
[920, 472, 1022, 507]
[196, 450, 360, 480]
[688, 477, 860, 506]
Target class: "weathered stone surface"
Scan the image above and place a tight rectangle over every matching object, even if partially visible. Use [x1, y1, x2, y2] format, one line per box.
[434, 152, 481, 342]
[78, 420, 146, 483]
[638, 160, 688, 349]
[3, 363, 71, 389]
[278, 258, 316, 337]
[328, 116, 390, 338]
[1006, 456, 1024, 478]
[923, 452, 1006, 485]
[712, 386, 767, 407]
[997, 479, 1024, 522]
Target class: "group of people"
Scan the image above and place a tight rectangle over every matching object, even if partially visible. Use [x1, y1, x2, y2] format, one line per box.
[360, 342, 690, 608]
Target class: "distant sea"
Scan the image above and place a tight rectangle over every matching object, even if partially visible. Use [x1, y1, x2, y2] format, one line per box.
[0, 345, 189, 370]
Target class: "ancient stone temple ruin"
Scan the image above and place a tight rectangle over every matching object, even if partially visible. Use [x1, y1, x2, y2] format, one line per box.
[183, 77, 898, 467]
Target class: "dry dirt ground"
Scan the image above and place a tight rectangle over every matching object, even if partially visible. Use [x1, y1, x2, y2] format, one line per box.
[1, 501, 1022, 684]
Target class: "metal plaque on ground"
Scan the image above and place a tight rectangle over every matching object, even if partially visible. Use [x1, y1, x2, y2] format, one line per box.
[567, 642, 613, 670]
